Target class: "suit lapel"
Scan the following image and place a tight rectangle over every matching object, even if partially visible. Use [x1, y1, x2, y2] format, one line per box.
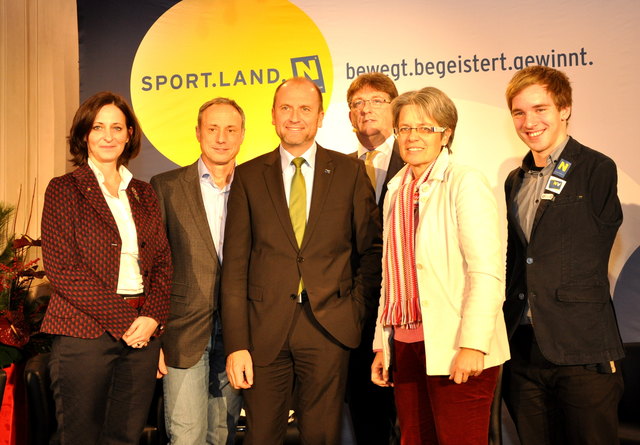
[73, 165, 119, 235]
[126, 181, 146, 240]
[181, 162, 220, 264]
[529, 137, 579, 239]
[384, 140, 404, 184]
[380, 141, 404, 208]
[303, 145, 334, 250]
[263, 148, 300, 251]
[529, 195, 552, 241]
[506, 170, 528, 246]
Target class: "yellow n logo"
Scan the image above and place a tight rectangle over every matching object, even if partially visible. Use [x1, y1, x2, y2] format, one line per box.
[557, 161, 570, 172]
[290, 56, 326, 92]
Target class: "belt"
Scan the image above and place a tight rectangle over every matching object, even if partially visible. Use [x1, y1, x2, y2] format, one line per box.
[119, 293, 146, 309]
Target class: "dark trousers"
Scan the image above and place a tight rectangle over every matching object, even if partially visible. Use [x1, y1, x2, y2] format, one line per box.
[502, 325, 624, 445]
[393, 340, 499, 445]
[243, 302, 350, 445]
[347, 317, 398, 445]
[49, 333, 161, 445]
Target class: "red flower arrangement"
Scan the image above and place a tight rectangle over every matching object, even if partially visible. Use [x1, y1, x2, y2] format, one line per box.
[1, 202, 49, 366]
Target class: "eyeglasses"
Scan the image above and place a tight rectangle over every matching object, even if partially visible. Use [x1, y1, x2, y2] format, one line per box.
[349, 98, 390, 110]
[394, 126, 447, 136]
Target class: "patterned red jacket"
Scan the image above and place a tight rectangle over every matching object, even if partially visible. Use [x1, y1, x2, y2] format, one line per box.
[41, 164, 172, 340]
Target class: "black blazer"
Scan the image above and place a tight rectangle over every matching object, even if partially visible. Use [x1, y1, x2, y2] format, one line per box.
[504, 137, 624, 365]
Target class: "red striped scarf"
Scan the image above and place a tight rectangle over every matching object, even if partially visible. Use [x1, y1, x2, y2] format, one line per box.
[381, 163, 435, 328]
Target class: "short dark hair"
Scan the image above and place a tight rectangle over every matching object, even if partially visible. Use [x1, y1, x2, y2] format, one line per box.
[506, 66, 572, 115]
[197, 97, 246, 129]
[347, 72, 399, 104]
[68, 91, 141, 167]
[272, 77, 324, 111]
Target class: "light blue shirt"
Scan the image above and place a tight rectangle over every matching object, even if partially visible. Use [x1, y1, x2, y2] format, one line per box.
[198, 157, 233, 262]
[280, 143, 317, 220]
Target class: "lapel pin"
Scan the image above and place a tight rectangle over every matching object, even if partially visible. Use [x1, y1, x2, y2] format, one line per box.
[324, 169, 331, 174]
[132, 187, 140, 202]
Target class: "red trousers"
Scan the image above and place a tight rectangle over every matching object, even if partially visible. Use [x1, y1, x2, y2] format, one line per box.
[393, 340, 499, 445]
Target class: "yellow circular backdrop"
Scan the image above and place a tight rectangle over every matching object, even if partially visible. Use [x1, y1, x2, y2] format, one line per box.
[130, 0, 333, 166]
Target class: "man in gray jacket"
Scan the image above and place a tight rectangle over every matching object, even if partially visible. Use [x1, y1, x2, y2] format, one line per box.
[151, 97, 244, 444]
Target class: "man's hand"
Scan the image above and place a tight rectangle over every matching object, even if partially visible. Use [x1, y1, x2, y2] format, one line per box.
[226, 349, 254, 389]
[449, 347, 485, 384]
[157, 348, 168, 379]
[371, 351, 393, 387]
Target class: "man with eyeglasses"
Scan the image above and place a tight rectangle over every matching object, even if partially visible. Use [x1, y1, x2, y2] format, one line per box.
[346, 73, 404, 445]
[502, 66, 624, 445]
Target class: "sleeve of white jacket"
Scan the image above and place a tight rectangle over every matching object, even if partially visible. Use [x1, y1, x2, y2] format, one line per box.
[454, 167, 505, 354]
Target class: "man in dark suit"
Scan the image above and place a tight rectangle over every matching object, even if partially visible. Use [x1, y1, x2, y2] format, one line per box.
[221, 77, 382, 444]
[151, 98, 244, 444]
[346, 73, 403, 445]
[502, 66, 624, 445]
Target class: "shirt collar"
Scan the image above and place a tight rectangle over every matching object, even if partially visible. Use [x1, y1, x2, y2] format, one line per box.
[520, 136, 570, 172]
[198, 156, 234, 191]
[357, 133, 395, 159]
[280, 142, 317, 172]
[88, 158, 132, 191]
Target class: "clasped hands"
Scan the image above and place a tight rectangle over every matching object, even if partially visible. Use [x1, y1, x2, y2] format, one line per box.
[122, 316, 158, 349]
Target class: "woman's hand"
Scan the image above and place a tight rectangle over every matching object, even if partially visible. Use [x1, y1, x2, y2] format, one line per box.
[371, 351, 393, 387]
[122, 316, 158, 348]
[449, 347, 485, 384]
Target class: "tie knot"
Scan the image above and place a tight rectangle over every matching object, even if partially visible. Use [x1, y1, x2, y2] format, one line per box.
[292, 157, 305, 170]
[365, 150, 378, 162]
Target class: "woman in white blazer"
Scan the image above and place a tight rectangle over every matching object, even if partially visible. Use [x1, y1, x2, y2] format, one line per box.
[371, 88, 509, 445]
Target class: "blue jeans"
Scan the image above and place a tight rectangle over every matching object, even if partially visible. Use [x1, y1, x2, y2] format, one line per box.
[163, 321, 242, 444]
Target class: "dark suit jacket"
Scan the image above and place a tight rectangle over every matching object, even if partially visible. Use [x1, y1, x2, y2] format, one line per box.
[221, 145, 382, 366]
[41, 164, 172, 340]
[351, 140, 404, 214]
[151, 161, 222, 368]
[504, 137, 624, 365]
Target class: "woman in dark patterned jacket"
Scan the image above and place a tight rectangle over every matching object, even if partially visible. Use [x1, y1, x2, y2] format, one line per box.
[41, 91, 172, 445]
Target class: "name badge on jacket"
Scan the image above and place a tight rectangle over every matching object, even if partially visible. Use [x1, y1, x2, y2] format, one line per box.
[545, 176, 567, 194]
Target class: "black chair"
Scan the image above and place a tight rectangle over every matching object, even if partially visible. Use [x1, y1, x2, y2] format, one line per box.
[24, 352, 167, 445]
[24, 353, 56, 445]
[620, 342, 640, 444]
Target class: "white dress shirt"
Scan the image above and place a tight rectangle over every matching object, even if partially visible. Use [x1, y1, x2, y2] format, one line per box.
[88, 158, 143, 294]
